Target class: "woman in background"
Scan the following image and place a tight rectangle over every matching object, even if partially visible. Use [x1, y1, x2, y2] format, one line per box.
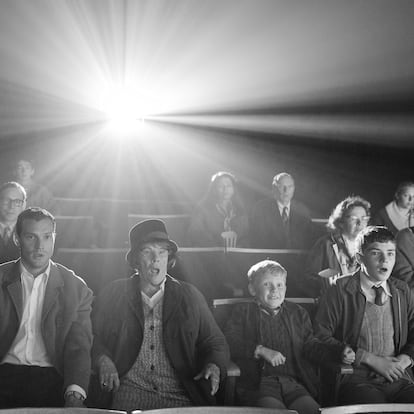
[373, 181, 414, 235]
[188, 171, 249, 248]
[305, 195, 371, 297]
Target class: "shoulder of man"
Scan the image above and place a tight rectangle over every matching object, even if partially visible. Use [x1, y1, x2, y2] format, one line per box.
[291, 200, 311, 218]
[51, 261, 87, 285]
[0, 260, 20, 281]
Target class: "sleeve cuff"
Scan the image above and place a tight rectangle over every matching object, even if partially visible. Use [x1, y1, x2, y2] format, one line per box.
[354, 348, 366, 367]
[65, 384, 86, 399]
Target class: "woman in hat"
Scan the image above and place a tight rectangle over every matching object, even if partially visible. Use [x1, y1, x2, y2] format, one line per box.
[90, 219, 229, 412]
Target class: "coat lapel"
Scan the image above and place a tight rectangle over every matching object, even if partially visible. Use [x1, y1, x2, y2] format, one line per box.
[42, 262, 64, 322]
[163, 276, 182, 326]
[5, 261, 23, 321]
[126, 275, 144, 327]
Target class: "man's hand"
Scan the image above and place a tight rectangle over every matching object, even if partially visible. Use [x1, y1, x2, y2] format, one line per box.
[395, 354, 413, 370]
[341, 345, 355, 365]
[365, 354, 406, 382]
[194, 363, 220, 396]
[98, 354, 120, 392]
[256, 345, 286, 366]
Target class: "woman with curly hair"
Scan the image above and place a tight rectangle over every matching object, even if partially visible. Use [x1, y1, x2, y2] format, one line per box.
[305, 195, 371, 297]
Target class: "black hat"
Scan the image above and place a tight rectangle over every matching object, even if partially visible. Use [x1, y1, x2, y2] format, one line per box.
[126, 219, 178, 264]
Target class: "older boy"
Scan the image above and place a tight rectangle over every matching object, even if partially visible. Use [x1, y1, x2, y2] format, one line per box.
[224, 260, 321, 414]
[314, 225, 414, 405]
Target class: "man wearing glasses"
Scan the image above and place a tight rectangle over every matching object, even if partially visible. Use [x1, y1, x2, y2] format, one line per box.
[0, 182, 27, 264]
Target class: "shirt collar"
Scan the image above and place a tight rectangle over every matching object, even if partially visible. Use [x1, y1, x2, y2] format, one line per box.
[277, 201, 290, 215]
[141, 277, 167, 308]
[19, 260, 51, 280]
[360, 271, 392, 297]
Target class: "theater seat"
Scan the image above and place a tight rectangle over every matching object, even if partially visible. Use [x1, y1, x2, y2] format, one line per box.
[320, 403, 414, 413]
[132, 407, 297, 414]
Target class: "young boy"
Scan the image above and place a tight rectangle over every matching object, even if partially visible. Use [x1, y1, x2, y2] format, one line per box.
[314, 225, 414, 405]
[224, 260, 322, 414]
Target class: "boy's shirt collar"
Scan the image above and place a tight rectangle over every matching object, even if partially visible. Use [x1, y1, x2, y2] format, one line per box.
[360, 271, 392, 298]
[255, 298, 283, 317]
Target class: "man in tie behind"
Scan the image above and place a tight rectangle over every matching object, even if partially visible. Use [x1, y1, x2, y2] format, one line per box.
[0, 207, 93, 408]
[250, 172, 314, 249]
[0, 182, 27, 264]
[314, 225, 414, 405]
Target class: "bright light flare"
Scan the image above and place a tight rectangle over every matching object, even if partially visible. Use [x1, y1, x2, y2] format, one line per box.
[98, 85, 165, 135]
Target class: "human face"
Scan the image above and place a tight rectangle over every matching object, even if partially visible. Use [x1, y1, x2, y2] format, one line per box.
[134, 241, 170, 288]
[341, 206, 370, 239]
[215, 176, 234, 203]
[249, 270, 287, 309]
[17, 218, 55, 276]
[15, 160, 34, 182]
[0, 187, 26, 225]
[358, 241, 396, 283]
[274, 175, 295, 205]
[396, 186, 414, 210]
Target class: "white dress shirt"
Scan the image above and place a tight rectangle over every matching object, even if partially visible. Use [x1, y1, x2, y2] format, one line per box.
[2, 262, 52, 366]
[2, 261, 86, 398]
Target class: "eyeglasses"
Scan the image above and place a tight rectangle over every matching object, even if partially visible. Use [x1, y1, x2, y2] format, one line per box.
[0, 198, 24, 208]
[345, 215, 370, 225]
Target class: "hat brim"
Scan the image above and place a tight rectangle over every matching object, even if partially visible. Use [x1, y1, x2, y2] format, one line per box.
[126, 237, 178, 265]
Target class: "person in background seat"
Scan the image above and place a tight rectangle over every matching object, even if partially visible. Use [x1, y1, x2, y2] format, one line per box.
[250, 172, 314, 249]
[13, 157, 58, 214]
[373, 181, 414, 236]
[0, 181, 27, 264]
[188, 171, 249, 248]
[305, 195, 371, 297]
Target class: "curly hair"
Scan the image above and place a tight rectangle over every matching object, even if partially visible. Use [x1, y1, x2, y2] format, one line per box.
[327, 195, 371, 231]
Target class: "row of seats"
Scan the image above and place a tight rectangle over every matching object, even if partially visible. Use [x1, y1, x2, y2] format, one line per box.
[54, 214, 328, 249]
[54, 247, 310, 299]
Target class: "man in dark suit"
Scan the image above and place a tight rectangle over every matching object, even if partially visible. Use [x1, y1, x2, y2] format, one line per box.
[0, 207, 93, 408]
[0, 181, 27, 264]
[250, 172, 314, 249]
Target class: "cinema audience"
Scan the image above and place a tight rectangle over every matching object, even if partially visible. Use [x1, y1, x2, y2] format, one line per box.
[250, 172, 314, 249]
[224, 260, 324, 413]
[13, 157, 58, 214]
[305, 195, 371, 297]
[314, 226, 414, 405]
[0, 207, 93, 408]
[0, 182, 27, 264]
[373, 181, 414, 236]
[392, 226, 414, 290]
[91, 219, 229, 412]
[188, 171, 249, 248]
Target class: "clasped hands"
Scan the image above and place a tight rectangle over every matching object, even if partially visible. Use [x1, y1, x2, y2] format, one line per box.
[98, 354, 221, 396]
[342, 345, 412, 383]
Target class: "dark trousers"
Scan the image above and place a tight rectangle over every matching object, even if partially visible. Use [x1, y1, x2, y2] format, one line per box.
[339, 372, 414, 405]
[0, 363, 64, 408]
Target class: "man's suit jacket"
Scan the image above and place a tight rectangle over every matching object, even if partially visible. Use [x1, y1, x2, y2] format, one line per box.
[250, 198, 314, 249]
[0, 233, 20, 264]
[0, 259, 93, 392]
